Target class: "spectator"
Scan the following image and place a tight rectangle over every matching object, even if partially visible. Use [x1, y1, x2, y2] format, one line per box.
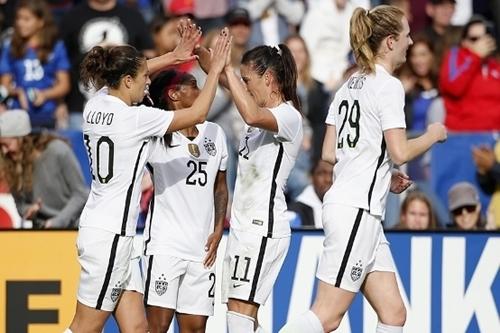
[447, 181, 486, 230]
[473, 141, 500, 228]
[288, 160, 333, 228]
[59, 0, 154, 129]
[0, 0, 70, 129]
[0, 110, 88, 228]
[398, 34, 439, 132]
[421, 0, 460, 60]
[284, 34, 316, 198]
[394, 191, 437, 230]
[439, 15, 500, 131]
[241, 0, 305, 47]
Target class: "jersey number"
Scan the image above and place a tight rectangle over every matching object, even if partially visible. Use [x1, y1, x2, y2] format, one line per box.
[186, 160, 207, 186]
[84, 134, 115, 184]
[208, 272, 216, 298]
[337, 99, 360, 148]
[231, 255, 252, 282]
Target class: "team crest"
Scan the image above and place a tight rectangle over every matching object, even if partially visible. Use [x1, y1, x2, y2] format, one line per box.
[110, 282, 123, 302]
[204, 138, 217, 156]
[155, 274, 168, 296]
[350, 260, 363, 282]
[188, 143, 200, 158]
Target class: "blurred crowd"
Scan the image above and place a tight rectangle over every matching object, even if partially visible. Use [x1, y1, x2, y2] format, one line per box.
[0, 0, 498, 231]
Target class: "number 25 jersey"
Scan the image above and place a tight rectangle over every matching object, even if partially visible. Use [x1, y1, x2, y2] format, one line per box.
[323, 64, 406, 217]
[80, 92, 173, 236]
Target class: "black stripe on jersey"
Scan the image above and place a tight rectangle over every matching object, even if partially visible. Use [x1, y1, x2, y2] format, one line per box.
[267, 143, 284, 237]
[143, 163, 155, 255]
[121, 141, 148, 236]
[249, 236, 268, 303]
[367, 138, 386, 213]
[96, 234, 120, 310]
[144, 255, 154, 306]
[335, 208, 364, 288]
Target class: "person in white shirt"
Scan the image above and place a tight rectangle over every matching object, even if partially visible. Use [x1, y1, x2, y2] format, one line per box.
[280, 5, 447, 333]
[220, 44, 303, 331]
[142, 70, 229, 333]
[65, 23, 232, 333]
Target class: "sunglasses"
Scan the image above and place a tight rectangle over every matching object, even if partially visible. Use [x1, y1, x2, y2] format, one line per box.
[452, 205, 477, 216]
[466, 35, 483, 42]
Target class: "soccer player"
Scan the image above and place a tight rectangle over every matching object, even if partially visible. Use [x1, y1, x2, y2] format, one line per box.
[220, 44, 303, 331]
[279, 6, 447, 333]
[65, 24, 231, 333]
[142, 69, 228, 333]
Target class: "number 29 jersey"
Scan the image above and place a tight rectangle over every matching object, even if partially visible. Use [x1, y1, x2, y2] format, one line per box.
[323, 64, 406, 217]
[143, 122, 228, 262]
[80, 92, 173, 236]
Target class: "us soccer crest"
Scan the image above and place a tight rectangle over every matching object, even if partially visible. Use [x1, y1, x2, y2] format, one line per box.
[110, 282, 123, 302]
[188, 143, 200, 158]
[350, 260, 363, 282]
[155, 274, 168, 296]
[204, 138, 217, 156]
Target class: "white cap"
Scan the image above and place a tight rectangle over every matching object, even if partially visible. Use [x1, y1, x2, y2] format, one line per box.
[0, 110, 31, 138]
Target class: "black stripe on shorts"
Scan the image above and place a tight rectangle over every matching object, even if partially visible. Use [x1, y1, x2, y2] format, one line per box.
[248, 236, 268, 303]
[96, 234, 120, 310]
[335, 208, 364, 288]
[143, 255, 154, 306]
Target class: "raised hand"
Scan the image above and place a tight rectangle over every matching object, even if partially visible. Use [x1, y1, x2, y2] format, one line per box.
[427, 122, 447, 143]
[390, 169, 412, 194]
[171, 18, 202, 64]
[210, 27, 232, 74]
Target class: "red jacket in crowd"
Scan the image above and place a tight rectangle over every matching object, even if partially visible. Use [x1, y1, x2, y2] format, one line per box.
[439, 47, 500, 131]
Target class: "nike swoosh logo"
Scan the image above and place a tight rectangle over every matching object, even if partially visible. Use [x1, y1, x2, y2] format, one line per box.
[167, 143, 181, 148]
[232, 283, 244, 288]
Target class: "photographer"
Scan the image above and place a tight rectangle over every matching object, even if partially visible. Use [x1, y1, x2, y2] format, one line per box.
[439, 15, 500, 131]
[0, 110, 88, 228]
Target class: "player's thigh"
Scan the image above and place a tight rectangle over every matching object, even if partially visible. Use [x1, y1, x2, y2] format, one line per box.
[317, 204, 382, 292]
[222, 229, 290, 307]
[311, 280, 356, 330]
[362, 273, 406, 325]
[146, 306, 176, 333]
[143, 254, 186, 310]
[177, 261, 216, 316]
[76, 227, 133, 312]
[113, 290, 148, 333]
[176, 312, 209, 333]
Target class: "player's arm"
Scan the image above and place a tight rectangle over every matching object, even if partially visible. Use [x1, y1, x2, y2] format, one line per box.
[146, 19, 201, 75]
[165, 29, 232, 133]
[224, 66, 278, 132]
[203, 170, 228, 268]
[322, 124, 337, 166]
[384, 123, 447, 166]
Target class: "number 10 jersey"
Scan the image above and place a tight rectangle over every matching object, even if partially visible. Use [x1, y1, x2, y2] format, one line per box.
[80, 92, 173, 236]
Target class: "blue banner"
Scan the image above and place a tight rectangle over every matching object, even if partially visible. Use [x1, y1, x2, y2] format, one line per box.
[103, 231, 499, 333]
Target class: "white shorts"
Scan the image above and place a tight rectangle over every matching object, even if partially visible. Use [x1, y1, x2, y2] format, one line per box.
[222, 229, 290, 305]
[143, 254, 216, 316]
[317, 204, 396, 293]
[76, 227, 143, 312]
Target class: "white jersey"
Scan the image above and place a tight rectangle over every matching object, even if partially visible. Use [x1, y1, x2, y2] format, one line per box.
[231, 102, 303, 238]
[143, 122, 228, 261]
[323, 64, 406, 217]
[80, 91, 173, 236]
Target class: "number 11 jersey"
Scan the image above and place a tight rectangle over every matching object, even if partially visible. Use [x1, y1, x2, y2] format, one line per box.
[323, 64, 406, 217]
[80, 92, 173, 236]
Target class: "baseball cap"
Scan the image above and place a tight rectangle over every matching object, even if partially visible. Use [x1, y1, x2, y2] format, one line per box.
[447, 182, 480, 211]
[0, 110, 31, 138]
[225, 7, 251, 26]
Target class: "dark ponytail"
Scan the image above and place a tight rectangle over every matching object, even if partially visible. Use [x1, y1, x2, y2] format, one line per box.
[80, 45, 145, 91]
[241, 44, 301, 111]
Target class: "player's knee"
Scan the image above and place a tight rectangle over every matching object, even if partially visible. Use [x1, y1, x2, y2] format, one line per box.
[149, 319, 171, 333]
[378, 303, 406, 327]
[121, 319, 149, 333]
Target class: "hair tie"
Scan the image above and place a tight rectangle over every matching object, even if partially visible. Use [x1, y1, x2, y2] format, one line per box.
[275, 46, 282, 57]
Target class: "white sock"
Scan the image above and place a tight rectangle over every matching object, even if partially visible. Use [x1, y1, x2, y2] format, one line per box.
[255, 326, 267, 333]
[227, 311, 255, 333]
[63, 330, 73, 333]
[278, 310, 324, 333]
[376, 322, 403, 333]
